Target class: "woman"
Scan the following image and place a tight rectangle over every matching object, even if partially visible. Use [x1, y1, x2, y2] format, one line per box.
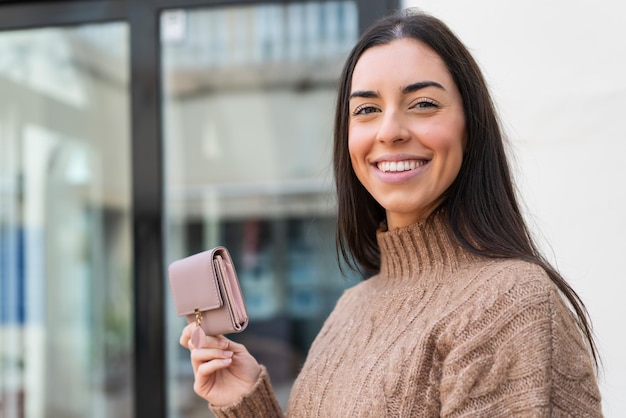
[180, 10, 602, 417]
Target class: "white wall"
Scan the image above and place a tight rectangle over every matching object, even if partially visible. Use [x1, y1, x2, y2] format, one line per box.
[402, 1, 626, 415]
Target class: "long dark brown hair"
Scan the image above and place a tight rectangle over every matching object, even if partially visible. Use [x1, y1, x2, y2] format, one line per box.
[333, 10, 598, 365]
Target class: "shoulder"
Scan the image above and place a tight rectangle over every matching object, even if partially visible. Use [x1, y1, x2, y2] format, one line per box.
[440, 260, 601, 415]
[441, 259, 559, 355]
[465, 258, 557, 303]
[440, 257, 595, 372]
[472, 257, 550, 285]
[440, 259, 602, 415]
[443, 258, 568, 342]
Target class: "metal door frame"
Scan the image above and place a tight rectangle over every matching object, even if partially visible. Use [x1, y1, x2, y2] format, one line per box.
[0, 0, 399, 416]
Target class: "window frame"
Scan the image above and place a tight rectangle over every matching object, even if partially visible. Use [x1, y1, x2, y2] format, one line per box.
[0, 0, 399, 416]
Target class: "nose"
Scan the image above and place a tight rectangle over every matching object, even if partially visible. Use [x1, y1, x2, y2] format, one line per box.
[376, 110, 409, 144]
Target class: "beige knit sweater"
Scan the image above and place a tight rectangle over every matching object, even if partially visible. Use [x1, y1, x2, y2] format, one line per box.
[211, 215, 602, 417]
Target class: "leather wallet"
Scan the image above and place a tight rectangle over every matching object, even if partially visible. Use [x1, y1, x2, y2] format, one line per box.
[168, 246, 248, 336]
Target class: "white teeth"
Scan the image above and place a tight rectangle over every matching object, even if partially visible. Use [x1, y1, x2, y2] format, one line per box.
[377, 160, 425, 172]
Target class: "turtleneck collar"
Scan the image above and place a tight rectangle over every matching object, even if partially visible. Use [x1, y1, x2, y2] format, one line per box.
[375, 211, 481, 284]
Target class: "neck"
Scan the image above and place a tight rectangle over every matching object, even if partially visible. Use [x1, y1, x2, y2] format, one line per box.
[376, 212, 480, 283]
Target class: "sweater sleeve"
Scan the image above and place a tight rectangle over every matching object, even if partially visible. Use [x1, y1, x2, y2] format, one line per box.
[438, 265, 602, 417]
[210, 366, 285, 418]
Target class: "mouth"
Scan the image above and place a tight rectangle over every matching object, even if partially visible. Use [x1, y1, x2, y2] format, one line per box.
[376, 159, 428, 173]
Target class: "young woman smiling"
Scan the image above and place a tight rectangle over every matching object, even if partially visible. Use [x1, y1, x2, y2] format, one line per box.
[180, 10, 602, 417]
[347, 37, 466, 230]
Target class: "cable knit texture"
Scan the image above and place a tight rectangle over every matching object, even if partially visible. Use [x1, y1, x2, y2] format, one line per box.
[211, 214, 602, 417]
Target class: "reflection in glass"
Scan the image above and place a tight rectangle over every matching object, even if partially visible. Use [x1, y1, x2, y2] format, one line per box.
[0, 23, 132, 418]
[161, 2, 359, 417]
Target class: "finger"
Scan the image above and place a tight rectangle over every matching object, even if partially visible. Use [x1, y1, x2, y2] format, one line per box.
[195, 357, 233, 381]
[192, 334, 231, 350]
[179, 323, 196, 348]
[193, 357, 233, 396]
[190, 348, 234, 373]
[180, 325, 229, 350]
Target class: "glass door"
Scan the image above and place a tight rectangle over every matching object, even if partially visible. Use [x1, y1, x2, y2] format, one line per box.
[0, 22, 133, 418]
[160, 2, 360, 416]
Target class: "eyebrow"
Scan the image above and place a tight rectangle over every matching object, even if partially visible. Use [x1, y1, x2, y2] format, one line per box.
[402, 80, 446, 94]
[349, 80, 446, 100]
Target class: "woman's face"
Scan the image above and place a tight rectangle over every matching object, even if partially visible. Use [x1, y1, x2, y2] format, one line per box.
[348, 38, 466, 230]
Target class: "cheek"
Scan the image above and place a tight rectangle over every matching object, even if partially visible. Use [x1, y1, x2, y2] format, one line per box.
[347, 129, 373, 187]
[423, 119, 465, 157]
[422, 124, 465, 182]
[443, 133, 465, 182]
[439, 137, 464, 175]
[347, 127, 368, 165]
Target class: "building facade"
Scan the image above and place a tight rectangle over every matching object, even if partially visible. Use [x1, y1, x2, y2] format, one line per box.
[0, 1, 399, 417]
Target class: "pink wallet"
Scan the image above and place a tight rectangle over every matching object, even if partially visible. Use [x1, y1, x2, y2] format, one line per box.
[168, 247, 248, 337]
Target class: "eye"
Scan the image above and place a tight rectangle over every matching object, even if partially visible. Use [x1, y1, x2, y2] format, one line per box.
[352, 105, 380, 116]
[412, 98, 439, 110]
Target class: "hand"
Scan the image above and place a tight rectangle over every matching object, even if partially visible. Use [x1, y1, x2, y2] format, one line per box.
[180, 323, 262, 407]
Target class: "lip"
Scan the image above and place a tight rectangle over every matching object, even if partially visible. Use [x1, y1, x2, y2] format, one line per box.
[371, 153, 428, 163]
[370, 154, 430, 183]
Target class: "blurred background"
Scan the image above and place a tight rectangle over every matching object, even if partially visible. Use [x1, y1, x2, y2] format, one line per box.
[0, 0, 623, 417]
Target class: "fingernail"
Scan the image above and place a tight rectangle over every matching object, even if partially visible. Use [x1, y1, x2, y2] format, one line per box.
[222, 358, 232, 365]
[224, 350, 233, 358]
